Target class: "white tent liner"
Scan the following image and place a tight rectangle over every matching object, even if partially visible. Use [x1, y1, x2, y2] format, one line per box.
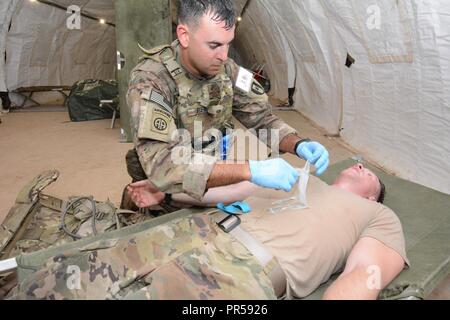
[0, 0, 449, 195]
[234, 0, 450, 195]
[0, 0, 19, 92]
[1, 0, 115, 90]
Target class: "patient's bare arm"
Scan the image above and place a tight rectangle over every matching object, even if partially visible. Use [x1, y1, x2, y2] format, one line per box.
[172, 181, 259, 206]
[128, 180, 261, 208]
[322, 237, 405, 300]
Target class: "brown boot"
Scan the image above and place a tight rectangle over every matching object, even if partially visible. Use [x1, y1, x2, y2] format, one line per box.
[119, 185, 139, 211]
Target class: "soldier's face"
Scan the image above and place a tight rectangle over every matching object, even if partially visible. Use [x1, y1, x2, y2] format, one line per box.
[179, 13, 235, 77]
[334, 164, 381, 201]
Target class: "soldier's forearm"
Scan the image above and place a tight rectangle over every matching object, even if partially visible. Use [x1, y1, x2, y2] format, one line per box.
[206, 162, 252, 189]
[279, 133, 302, 154]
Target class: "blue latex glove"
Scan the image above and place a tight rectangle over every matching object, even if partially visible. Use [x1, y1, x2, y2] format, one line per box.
[249, 158, 299, 192]
[296, 141, 329, 176]
[217, 201, 251, 215]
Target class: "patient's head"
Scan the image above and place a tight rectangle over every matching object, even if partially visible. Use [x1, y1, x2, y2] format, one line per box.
[333, 163, 385, 203]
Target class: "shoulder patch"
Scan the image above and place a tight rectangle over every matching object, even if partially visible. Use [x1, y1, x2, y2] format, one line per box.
[235, 67, 254, 93]
[152, 113, 169, 133]
[251, 81, 265, 95]
[137, 102, 176, 143]
[149, 90, 172, 114]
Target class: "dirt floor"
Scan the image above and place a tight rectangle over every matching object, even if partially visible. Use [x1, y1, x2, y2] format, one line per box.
[0, 106, 448, 299]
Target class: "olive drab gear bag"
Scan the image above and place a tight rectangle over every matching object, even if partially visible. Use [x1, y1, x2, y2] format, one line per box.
[0, 171, 157, 261]
[0, 170, 183, 298]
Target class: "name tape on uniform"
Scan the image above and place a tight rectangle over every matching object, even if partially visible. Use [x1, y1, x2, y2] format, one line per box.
[235, 67, 254, 93]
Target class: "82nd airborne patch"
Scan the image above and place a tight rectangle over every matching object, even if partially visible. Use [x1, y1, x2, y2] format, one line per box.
[151, 108, 171, 134]
[153, 117, 168, 131]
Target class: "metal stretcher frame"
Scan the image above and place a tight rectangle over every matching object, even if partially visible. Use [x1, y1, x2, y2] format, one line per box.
[1, 159, 449, 299]
[12, 86, 71, 108]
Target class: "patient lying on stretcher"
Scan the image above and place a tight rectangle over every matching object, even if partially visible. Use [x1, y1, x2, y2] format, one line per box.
[8, 163, 409, 300]
[128, 163, 410, 299]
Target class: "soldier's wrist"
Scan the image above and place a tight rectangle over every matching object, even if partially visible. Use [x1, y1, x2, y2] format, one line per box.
[244, 162, 252, 181]
[162, 193, 173, 205]
[294, 138, 312, 153]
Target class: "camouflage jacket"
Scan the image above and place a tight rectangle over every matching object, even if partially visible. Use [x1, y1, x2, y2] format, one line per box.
[127, 40, 297, 200]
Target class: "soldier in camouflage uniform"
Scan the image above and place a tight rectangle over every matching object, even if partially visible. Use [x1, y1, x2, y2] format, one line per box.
[122, 0, 329, 212]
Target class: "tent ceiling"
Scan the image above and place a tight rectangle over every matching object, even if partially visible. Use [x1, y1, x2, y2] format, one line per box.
[43, 0, 251, 29]
[43, 0, 115, 22]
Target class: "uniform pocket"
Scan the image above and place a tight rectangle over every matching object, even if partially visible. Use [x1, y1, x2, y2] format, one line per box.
[128, 247, 275, 300]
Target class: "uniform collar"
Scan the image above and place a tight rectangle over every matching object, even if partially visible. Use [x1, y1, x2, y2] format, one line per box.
[171, 39, 221, 82]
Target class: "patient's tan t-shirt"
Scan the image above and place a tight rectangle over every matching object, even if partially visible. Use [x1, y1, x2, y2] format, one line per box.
[240, 176, 409, 298]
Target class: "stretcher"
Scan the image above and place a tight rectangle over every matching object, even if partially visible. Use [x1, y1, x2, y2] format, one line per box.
[12, 86, 71, 108]
[1, 159, 449, 299]
[302, 158, 450, 300]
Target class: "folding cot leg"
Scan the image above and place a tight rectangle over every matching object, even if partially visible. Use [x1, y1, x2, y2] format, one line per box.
[111, 109, 117, 129]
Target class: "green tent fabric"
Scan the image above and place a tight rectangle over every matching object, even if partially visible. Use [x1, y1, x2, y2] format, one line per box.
[9, 159, 450, 299]
[67, 79, 119, 122]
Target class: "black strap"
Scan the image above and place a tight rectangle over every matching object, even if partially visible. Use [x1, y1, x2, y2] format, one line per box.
[164, 193, 173, 205]
[294, 138, 312, 153]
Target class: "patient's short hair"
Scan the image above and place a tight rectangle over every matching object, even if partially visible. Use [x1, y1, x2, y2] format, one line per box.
[377, 179, 386, 204]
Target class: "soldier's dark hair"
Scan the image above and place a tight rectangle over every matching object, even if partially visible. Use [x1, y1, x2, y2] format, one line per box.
[177, 0, 236, 30]
[377, 178, 386, 204]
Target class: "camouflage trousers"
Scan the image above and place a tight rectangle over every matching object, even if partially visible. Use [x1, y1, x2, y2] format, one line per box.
[8, 214, 276, 300]
[125, 149, 147, 182]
